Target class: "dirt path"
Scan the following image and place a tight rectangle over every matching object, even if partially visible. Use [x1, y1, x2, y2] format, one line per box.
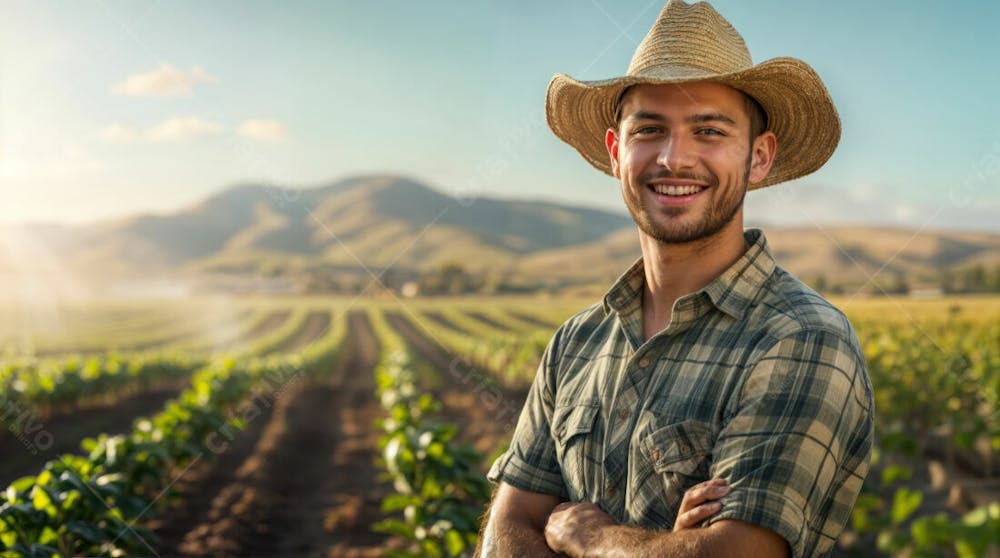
[152, 311, 398, 557]
[421, 310, 467, 334]
[385, 312, 527, 458]
[508, 310, 559, 330]
[0, 385, 182, 487]
[465, 310, 513, 333]
[274, 310, 332, 353]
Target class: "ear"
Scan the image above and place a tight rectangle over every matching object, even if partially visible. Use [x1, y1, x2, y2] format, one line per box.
[606, 128, 621, 179]
[747, 131, 777, 186]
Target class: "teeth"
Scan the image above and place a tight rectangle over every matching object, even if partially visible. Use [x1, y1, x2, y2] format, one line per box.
[652, 184, 704, 196]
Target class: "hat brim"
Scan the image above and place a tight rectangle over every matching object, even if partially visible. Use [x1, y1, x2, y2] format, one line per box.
[545, 57, 841, 190]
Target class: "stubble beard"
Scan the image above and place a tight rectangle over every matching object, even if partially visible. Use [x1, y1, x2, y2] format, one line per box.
[624, 155, 752, 245]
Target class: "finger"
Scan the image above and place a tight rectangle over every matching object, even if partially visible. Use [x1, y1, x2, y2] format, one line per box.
[674, 501, 723, 531]
[687, 478, 727, 498]
[680, 482, 730, 513]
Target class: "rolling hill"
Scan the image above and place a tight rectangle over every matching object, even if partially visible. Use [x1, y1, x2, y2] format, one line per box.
[2, 174, 998, 296]
[1, 175, 632, 285]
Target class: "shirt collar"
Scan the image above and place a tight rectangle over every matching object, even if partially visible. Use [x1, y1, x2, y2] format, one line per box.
[602, 228, 776, 322]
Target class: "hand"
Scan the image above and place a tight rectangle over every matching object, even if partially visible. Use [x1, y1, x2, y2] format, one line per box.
[674, 478, 730, 531]
[544, 501, 616, 557]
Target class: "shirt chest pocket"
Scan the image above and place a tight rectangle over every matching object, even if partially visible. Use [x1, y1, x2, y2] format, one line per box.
[552, 402, 600, 501]
[639, 418, 715, 496]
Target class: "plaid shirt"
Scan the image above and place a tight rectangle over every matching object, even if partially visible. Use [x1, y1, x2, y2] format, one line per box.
[488, 228, 874, 558]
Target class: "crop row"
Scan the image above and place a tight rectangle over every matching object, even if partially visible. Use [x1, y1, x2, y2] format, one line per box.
[410, 308, 549, 388]
[0, 311, 347, 557]
[0, 308, 337, 433]
[367, 308, 489, 558]
[1, 352, 204, 427]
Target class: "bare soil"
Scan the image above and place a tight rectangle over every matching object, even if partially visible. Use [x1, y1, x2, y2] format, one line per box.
[150, 311, 403, 557]
[464, 311, 514, 333]
[508, 310, 559, 330]
[420, 311, 467, 334]
[275, 310, 332, 353]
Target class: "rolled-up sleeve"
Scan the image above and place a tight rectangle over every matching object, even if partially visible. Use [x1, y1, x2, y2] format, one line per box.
[706, 327, 874, 558]
[487, 331, 568, 498]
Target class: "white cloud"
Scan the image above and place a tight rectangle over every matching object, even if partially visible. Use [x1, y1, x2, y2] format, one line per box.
[145, 117, 223, 141]
[99, 123, 138, 143]
[111, 64, 219, 98]
[237, 119, 288, 142]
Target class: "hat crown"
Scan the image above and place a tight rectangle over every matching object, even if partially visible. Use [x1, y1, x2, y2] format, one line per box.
[627, 0, 752, 78]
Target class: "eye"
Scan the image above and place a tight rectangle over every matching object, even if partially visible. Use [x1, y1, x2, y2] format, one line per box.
[696, 128, 725, 136]
[633, 126, 661, 136]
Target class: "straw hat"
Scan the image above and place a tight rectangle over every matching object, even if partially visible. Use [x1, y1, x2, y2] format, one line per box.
[546, 0, 840, 190]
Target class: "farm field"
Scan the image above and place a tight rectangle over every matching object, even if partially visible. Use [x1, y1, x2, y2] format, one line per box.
[0, 294, 997, 557]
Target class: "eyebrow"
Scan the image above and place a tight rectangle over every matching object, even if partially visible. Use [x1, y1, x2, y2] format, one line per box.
[626, 111, 737, 126]
[687, 112, 737, 126]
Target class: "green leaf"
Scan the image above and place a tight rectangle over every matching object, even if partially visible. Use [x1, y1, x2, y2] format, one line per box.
[444, 529, 466, 556]
[9, 477, 36, 494]
[421, 538, 443, 558]
[381, 493, 418, 513]
[910, 513, 950, 546]
[890, 487, 923, 526]
[36, 526, 58, 546]
[373, 518, 415, 538]
[880, 464, 912, 485]
[30, 487, 54, 518]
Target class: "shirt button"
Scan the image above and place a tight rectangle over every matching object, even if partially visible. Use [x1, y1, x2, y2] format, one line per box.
[618, 408, 628, 420]
[638, 357, 650, 367]
[651, 449, 661, 461]
[606, 485, 616, 497]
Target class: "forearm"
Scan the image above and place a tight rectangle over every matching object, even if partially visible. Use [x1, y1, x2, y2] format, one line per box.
[578, 522, 786, 558]
[577, 524, 718, 558]
[477, 515, 562, 558]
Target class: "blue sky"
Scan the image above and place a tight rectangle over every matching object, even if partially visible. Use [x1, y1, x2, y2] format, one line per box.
[2, 0, 999, 231]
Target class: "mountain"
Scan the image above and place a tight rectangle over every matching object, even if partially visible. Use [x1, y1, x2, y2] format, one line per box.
[2, 174, 998, 296]
[1, 175, 633, 283]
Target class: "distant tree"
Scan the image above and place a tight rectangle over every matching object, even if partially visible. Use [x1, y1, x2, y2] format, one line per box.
[964, 263, 988, 292]
[885, 274, 909, 295]
[419, 262, 481, 295]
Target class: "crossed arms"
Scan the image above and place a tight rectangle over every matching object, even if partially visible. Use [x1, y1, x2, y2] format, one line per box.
[476, 481, 788, 558]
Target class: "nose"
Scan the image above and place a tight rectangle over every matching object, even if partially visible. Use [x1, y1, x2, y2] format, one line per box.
[656, 132, 696, 172]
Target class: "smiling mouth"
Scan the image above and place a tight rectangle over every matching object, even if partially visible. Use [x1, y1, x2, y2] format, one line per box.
[648, 183, 707, 196]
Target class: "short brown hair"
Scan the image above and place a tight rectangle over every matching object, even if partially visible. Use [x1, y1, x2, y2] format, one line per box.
[742, 91, 768, 141]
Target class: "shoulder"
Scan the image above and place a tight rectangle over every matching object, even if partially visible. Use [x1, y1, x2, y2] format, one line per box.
[750, 265, 860, 355]
[545, 301, 610, 361]
[739, 265, 874, 415]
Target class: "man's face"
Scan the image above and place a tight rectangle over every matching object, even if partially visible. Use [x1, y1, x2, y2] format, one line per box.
[605, 82, 773, 245]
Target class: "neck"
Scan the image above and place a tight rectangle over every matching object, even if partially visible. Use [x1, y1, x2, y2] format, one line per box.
[639, 219, 748, 339]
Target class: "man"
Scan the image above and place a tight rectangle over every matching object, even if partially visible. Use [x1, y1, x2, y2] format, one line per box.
[477, 1, 873, 557]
